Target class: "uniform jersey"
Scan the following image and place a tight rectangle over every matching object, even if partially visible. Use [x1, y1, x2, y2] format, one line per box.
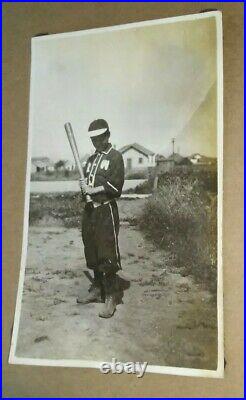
[81, 143, 124, 275]
[84, 144, 125, 203]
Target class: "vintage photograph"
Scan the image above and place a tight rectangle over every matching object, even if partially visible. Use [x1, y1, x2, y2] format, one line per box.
[9, 11, 223, 377]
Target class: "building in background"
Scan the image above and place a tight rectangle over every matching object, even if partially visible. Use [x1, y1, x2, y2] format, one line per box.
[155, 151, 216, 178]
[31, 157, 54, 173]
[155, 153, 184, 174]
[119, 143, 155, 175]
[189, 153, 217, 169]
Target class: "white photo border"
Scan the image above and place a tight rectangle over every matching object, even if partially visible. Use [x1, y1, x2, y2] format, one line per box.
[8, 10, 224, 379]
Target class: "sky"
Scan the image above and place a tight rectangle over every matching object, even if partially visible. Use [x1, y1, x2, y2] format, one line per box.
[31, 15, 217, 161]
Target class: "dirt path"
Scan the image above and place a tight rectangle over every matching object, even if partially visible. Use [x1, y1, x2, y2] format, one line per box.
[16, 201, 217, 370]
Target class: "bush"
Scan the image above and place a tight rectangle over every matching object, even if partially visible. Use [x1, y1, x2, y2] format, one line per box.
[135, 180, 153, 194]
[124, 179, 153, 194]
[45, 170, 54, 177]
[139, 176, 217, 292]
[157, 169, 217, 193]
[29, 192, 84, 228]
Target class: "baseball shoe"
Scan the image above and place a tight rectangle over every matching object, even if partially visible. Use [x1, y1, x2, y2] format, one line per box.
[99, 294, 116, 318]
[77, 285, 102, 304]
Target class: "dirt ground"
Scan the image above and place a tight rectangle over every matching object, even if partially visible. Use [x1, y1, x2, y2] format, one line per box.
[16, 199, 217, 370]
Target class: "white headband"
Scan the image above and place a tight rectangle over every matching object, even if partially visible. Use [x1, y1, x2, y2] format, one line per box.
[88, 128, 108, 138]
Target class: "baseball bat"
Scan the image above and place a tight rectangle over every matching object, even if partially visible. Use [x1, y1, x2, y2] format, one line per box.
[64, 122, 92, 204]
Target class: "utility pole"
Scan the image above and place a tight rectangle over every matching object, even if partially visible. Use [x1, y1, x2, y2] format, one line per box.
[172, 138, 175, 155]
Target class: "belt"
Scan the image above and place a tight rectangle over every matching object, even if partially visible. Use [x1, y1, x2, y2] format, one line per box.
[93, 200, 111, 208]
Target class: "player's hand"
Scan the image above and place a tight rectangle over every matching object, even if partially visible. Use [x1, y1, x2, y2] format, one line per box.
[79, 178, 88, 195]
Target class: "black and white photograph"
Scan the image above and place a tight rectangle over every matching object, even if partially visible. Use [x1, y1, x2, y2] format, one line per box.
[9, 11, 223, 378]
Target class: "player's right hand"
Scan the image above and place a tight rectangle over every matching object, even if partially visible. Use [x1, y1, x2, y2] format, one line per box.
[79, 178, 87, 195]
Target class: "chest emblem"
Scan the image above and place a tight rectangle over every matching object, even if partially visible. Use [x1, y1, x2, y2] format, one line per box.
[100, 159, 110, 170]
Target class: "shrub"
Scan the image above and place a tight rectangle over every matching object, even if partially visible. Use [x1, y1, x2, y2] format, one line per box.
[45, 170, 54, 177]
[135, 180, 153, 194]
[126, 170, 148, 179]
[124, 179, 153, 194]
[139, 176, 217, 292]
[157, 169, 217, 193]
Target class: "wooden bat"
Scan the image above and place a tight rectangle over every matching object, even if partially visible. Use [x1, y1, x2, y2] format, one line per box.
[64, 122, 92, 205]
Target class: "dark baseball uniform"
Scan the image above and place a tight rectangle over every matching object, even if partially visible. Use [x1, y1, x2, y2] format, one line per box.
[82, 144, 125, 276]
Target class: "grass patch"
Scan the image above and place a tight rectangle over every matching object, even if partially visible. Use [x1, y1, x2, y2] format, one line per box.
[29, 192, 84, 228]
[31, 170, 80, 181]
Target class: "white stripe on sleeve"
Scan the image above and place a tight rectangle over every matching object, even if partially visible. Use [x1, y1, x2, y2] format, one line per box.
[107, 181, 118, 192]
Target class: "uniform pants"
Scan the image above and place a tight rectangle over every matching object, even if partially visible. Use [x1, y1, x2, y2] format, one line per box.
[82, 200, 121, 295]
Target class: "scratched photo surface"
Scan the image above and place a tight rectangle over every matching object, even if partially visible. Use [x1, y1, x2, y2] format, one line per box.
[9, 13, 223, 376]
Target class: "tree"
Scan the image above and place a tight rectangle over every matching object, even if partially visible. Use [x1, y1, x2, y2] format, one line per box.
[54, 160, 67, 170]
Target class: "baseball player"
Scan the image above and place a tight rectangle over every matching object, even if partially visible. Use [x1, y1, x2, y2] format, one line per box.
[77, 119, 125, 318]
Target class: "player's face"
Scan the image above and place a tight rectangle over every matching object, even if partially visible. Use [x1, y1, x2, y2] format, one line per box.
[91, 133, 109, 152]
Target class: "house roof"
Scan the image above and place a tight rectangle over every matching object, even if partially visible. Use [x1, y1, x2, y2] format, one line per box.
[119, 143, 155, 156]
[156, 154, 166, 161]
[177, 157, 193, 166]
[32, 157, 54, 167]
[189, 153, 216, 165]
[167, 153, 184, 163]
[189, 153, 202, 159]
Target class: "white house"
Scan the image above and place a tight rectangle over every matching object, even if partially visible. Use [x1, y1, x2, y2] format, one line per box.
[31, 157, 54, 173]
[189, 153, 203, 164]
[189, 153, 215, 166]
[119, 143, 155, 172]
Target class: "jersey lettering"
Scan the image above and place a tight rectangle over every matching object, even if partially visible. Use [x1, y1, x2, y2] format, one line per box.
[100, 159, 110, 170]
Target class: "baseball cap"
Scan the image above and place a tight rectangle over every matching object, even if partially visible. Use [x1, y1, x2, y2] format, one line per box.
[88, 119, 109, 137]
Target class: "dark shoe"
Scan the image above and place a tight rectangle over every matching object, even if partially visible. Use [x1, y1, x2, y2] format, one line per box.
[77, 285, 102, 304]
[99, 294, 116, 318]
